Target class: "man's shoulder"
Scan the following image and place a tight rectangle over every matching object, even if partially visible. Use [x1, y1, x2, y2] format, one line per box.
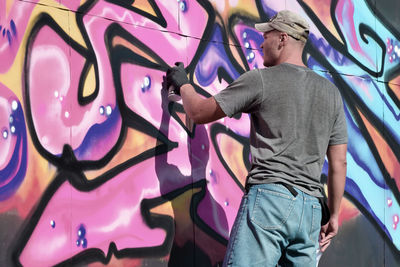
[281, 64, 338, 88]
[242, 68, 261, 77]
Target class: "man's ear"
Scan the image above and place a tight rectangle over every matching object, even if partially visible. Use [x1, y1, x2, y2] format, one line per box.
[280, 32, 289, 42]
[278, 32, 289, 48]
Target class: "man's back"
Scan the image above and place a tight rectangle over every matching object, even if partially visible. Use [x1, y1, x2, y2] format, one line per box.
[246, 63, 347, 196]
[214, 63, 347, 196]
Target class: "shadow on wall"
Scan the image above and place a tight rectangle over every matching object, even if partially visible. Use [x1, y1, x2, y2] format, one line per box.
[319, 214, 400, 267]
[154, 86, 228, 266]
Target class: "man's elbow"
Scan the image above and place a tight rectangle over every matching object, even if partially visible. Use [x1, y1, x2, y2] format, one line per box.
[184, 98, 225, 124]
[188, 113, 209, 124]
[327, 144, 348, 170]
[329, 159, 347, 173]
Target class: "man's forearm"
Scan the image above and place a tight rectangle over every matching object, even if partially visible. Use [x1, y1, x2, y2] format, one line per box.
[179, 84, 226, 124]
[326, 144, 347, 218]
[327, 163, 346, 218]
[180, 84, 204, 122]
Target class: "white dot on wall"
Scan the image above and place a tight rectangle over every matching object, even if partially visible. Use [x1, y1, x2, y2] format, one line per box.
[179, 2, 185, 10]
[54, 91, 59, 98]
[10, 126, 15, 134]
[11, 100, 18, 111]
[144, 76, 150, 87]
[59, 96, 63, 102]
[9, 116, 13, 123]
[65, 111, 70, 118]
[99, 106, 105, 115]
[106, 105, 112, 116]
[3, 130, 8, 139]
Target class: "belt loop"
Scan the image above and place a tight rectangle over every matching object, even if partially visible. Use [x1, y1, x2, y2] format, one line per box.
[245, 183, 250, 194]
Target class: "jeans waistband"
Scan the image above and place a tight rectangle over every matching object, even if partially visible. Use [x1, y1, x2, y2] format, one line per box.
[245, 182, 298, 197]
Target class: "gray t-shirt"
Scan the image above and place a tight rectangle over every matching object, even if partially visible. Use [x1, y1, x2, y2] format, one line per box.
[214, 63, 347, 197]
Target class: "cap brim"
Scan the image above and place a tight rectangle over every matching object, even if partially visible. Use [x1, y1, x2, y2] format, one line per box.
[255, 22, 274, 33]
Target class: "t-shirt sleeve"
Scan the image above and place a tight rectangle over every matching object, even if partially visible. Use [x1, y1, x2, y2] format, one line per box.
[329, 92, 348, 145]
[213, 69, 263, 117]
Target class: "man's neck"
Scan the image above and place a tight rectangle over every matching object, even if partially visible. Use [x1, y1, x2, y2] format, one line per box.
[278, 45, 307, 68]
[283, 58, 307, 68]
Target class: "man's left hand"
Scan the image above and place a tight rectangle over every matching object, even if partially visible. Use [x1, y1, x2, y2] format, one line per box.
[319, 216, 339, 252]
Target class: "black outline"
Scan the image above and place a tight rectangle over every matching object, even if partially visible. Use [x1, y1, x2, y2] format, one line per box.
[210, 123, 250, 192]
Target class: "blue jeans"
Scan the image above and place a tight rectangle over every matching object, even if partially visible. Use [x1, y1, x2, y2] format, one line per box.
[223, 183, 322, 267]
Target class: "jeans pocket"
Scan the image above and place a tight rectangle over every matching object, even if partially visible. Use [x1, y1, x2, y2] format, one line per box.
[250, 187, 295, 230]
[310, 203, 322, 240]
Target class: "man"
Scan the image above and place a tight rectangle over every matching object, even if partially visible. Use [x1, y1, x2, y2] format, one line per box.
[166, 10, 347, 267]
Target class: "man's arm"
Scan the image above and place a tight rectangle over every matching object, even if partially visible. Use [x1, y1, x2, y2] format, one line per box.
[166, 63, 226, 124]
[180, 84, 226, 124]
[319, 143, 347, 252]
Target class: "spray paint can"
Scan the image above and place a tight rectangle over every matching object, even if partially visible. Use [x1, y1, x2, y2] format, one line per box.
[168, 85, 181, 102]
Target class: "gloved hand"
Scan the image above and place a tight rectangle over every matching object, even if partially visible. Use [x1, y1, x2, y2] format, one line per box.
[166, 62, 189, 95]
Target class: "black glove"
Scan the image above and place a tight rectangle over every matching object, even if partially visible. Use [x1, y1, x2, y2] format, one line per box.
[166, 62, 189, 95]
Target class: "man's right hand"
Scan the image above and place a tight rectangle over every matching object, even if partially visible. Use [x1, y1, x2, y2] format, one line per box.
[166, 62, 189, 94]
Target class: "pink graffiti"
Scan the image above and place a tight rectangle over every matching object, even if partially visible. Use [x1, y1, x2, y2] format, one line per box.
[0, 0, 37, 72]
[20, 121, 243, 265]
[60, 0, 82, 12]
[20, 1, 245, 265]
[85, 0, 208, 67]
[0, 83, 17, 170]
[26, 0, 210, 159]
[335, 0, 375, 67]
[234, 23, 265, 71]
[0, 82, 27, 201]
[393, 214, 399, 230]
[388, 197, 393, 207]
[20, 160, 166, 266]
[27, 19, 121, 160]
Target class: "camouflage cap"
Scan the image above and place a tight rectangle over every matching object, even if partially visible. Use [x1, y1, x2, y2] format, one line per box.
[255, 10, 310, 42]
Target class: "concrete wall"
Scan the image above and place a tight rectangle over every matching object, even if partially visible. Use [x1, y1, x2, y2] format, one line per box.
[1, 0, 400, 266]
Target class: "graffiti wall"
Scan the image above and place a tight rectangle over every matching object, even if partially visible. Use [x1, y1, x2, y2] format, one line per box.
[1, 0, 400, 266]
